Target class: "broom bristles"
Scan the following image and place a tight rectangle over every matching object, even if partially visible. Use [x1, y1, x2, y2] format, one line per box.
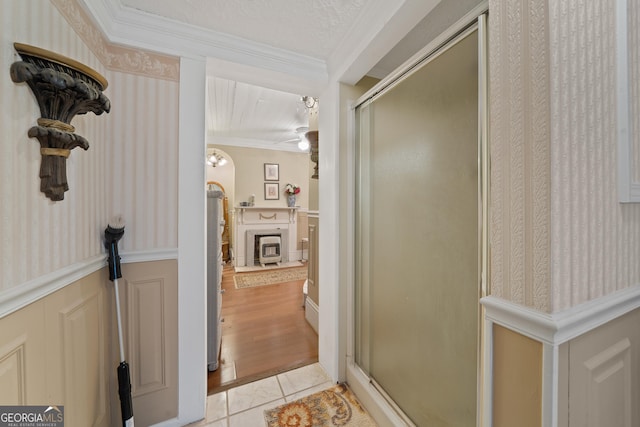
[108, 215, 125, 231]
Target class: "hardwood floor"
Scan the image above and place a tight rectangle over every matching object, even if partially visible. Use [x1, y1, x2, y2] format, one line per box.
[207, 264, 318, 394]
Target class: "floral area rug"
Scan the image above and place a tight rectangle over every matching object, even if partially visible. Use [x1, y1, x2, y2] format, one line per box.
[264, 384, 378, 427]
[233, 266, 308, 289]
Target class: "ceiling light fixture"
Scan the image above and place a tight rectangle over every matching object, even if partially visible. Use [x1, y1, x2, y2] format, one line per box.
[294, 126, 310, 151]
[207, 151, 227, 167]
[301, 95, 318, 109]
[298, 138, 310, 151]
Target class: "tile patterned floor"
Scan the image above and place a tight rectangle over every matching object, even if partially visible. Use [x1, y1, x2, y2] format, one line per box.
[189, 363, 333, 426]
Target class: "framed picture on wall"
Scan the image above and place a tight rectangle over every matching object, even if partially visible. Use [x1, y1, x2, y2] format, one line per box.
[264, 182, 279, 200]
[264, 163, 279, 181]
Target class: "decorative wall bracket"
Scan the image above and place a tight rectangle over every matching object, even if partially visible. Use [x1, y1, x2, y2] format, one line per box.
[306, 130, 319, 179]
[10, 43, 110, 201]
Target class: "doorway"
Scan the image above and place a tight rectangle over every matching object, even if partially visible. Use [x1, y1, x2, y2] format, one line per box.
[352, 19, 485, 425]
[204, 105, 320, 392]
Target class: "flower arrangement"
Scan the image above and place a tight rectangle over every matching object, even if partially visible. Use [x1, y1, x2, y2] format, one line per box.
[284, 183, 301, 195]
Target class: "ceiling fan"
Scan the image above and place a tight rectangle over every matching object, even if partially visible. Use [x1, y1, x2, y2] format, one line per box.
[278, 126, 310, 150]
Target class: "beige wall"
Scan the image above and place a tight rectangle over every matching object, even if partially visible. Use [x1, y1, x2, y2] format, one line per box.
[0, 270, 115, 426]
[214, 145, 311, 209]
[0, 261, 178, 427]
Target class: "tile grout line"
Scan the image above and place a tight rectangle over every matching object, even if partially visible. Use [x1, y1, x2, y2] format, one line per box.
[275, 372, 286, 400]
[225, 390, 230, 424]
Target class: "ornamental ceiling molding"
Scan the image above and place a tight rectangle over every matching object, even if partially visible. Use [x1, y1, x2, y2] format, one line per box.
[52, 0, 179, 82]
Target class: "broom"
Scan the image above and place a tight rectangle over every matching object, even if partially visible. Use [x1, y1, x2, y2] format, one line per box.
[104, 217, 134, 427]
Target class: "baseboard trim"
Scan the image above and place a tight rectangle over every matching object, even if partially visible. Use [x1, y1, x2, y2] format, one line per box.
[149, 416, 180, 427]
[346, 362, 414, 427]
[305, 296, 319, 333]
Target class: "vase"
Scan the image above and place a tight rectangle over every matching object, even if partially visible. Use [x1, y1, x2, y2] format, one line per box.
[287, 194, 296, 207]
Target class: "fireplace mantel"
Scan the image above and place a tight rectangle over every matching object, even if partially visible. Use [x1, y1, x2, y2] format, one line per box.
[233, 206, 298, 267]
[236, 206, 298, 225]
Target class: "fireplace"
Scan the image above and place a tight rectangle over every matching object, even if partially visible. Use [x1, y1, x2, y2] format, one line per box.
[258, 236, 281, 266]
[234, 206, 298, 267]
[246, 228, 289, 266]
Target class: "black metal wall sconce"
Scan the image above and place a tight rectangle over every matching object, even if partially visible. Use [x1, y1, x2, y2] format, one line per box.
[10, 43, 110, 201]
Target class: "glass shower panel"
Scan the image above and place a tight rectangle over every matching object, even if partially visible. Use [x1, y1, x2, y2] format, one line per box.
[355, 30, 479, 426]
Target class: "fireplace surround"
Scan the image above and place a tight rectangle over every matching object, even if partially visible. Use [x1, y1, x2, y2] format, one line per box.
[233, 206, 298, 267]
[246, 229, 288, 266]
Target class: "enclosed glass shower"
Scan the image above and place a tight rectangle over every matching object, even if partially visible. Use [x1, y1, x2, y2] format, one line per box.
[353, 21, 484, 426]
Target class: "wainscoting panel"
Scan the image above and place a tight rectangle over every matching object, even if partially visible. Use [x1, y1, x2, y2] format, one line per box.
[582, 339, 631, 427]
[483, 292, 640, 426]
[307, 220, 318, 305]
[0, 341, 26, 405]
[0, 299, 47, 406]
[568, 308, 640, 427]
[45, 274, 110, 427]
[121, 260, 178, 426]
[61, 293, 108, 426]
[127, 278, 167, 395]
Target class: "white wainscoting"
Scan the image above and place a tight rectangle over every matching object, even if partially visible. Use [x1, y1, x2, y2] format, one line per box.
[481, 285, 640, 426]
[121, 260, 178, 426]
[304, 296, 319, 334]
[0, 256, 178, 427]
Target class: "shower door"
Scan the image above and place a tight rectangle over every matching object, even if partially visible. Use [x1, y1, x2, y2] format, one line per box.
[354, 26, 481, 426]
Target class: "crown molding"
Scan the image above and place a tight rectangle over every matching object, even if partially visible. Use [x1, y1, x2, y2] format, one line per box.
[328, 0, 442, 85]
[212, 137, 308, 154]
[80, 0, 328, 85]
[53, 0, 180, 80]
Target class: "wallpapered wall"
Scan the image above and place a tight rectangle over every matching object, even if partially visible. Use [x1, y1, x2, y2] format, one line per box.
[0, 0, 180, 294]
[489, 0, 640, 312]
[1, 0, 108, 291]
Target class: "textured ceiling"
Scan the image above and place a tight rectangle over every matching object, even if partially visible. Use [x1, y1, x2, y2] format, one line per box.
[113, 0, 460, 153]
[120, 0, 367, 60]
[117, 0, 367, 152]
[206, 76, 312, 150]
